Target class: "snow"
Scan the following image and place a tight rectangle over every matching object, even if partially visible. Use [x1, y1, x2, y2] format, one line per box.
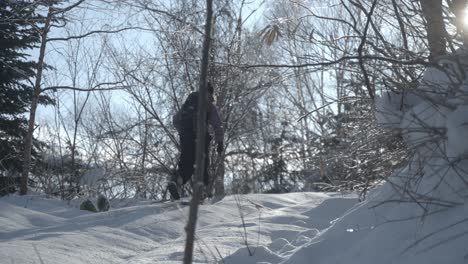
[0, 192, 358, 264]
[3, 53, 468, 264]
[1, 182, 465, 264]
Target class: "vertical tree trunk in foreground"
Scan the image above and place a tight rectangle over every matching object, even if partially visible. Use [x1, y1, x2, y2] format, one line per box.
[183, 0, 213, 263]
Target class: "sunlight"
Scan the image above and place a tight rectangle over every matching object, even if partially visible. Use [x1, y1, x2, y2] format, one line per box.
[464, 7, 468, 27]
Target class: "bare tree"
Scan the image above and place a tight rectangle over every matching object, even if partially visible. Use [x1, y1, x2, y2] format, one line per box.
[419, 0, 447, 60]
[21, 0, 133, 195]
[184, 0, 213, 262]
[21, 3, 55, 195]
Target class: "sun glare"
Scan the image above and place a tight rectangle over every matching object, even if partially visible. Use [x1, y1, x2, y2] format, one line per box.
[464, 7, 468, 27]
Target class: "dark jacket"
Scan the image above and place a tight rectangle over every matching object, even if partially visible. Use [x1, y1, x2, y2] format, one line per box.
[173, 92, 224, 143]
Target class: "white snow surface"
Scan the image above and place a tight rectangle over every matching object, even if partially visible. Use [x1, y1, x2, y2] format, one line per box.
[0, 192, 359, 264]
[2, 184, 468, 264]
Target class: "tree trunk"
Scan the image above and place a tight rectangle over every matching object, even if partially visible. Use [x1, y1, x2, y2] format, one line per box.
[139, 112, 149, 198]
[183, 0, 213, 263]
[419, 0, 446, 60]
[214, 158, 225, 196]
[20, 6, 53, 195]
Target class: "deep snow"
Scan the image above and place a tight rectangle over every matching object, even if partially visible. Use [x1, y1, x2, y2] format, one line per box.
[2, 178, 468, 264]
[0, 192, 359, 263]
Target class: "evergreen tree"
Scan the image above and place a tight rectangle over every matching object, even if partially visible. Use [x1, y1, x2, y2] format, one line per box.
[0, 1, 50, 173]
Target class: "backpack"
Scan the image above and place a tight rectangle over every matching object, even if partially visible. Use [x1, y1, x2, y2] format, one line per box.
[173, 92, 211, 134]
[173, 92, 198, 133]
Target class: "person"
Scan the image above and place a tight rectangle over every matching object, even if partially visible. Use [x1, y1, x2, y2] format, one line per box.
[168, 82, 224, 200]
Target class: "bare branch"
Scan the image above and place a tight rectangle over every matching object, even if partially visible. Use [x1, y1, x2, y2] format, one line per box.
[224, 55, 428, 69]
[47, 27, 156, 42]
[42, 82, 130, 92]
[50, 0, 85, 15]
[356, 0, 378, 100]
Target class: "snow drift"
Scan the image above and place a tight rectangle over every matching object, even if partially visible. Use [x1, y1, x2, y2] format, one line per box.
[283, 51, 468, 264]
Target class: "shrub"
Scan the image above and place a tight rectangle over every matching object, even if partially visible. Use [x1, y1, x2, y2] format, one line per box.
[97, 195, 110, 212]
[80, 199, 97, 212]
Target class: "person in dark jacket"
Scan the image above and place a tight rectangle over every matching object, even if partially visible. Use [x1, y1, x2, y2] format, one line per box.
[168, 82, 224, 200]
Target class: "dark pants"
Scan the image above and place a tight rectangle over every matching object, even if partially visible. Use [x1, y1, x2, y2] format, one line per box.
[177, 131, 211, 186]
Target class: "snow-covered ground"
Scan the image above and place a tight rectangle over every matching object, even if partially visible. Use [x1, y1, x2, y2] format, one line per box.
[0, 193, 357, 263]
[2, 182, 468, 264]
[0, 192, 358, 264]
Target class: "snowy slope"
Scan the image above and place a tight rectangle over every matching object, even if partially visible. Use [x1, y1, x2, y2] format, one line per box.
[0, 192, 358, 264]
[282, 52, 468, 264]
[285, 178, 468, 264]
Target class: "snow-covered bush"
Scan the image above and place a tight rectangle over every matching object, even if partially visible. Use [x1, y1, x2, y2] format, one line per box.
[309, 96, 408, 194]
[97, 195, 110, 212]
[80, 199, 97, 213]
[376, 50, 468, 208]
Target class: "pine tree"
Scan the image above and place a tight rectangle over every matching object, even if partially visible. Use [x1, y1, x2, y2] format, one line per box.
[0, 2, 50, 173]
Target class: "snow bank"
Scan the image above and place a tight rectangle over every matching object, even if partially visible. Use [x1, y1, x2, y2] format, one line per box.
[283, 51, 468, 264]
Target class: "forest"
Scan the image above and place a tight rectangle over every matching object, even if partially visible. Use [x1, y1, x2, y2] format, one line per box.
[1, 0, 468, 263]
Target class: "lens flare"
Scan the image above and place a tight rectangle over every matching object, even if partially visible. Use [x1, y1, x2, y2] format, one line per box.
[464, 8, 468, 27]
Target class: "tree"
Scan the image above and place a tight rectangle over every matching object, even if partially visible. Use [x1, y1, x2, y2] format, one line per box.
[106, 0, 274, 198]
[257, 0, 468, 194]
[21, 0, 131, 195]
[20, 2, 54, 195]
[184, 0, 213, 261]
[0, 1, 51, 175]
[419, 0, 447, 59]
